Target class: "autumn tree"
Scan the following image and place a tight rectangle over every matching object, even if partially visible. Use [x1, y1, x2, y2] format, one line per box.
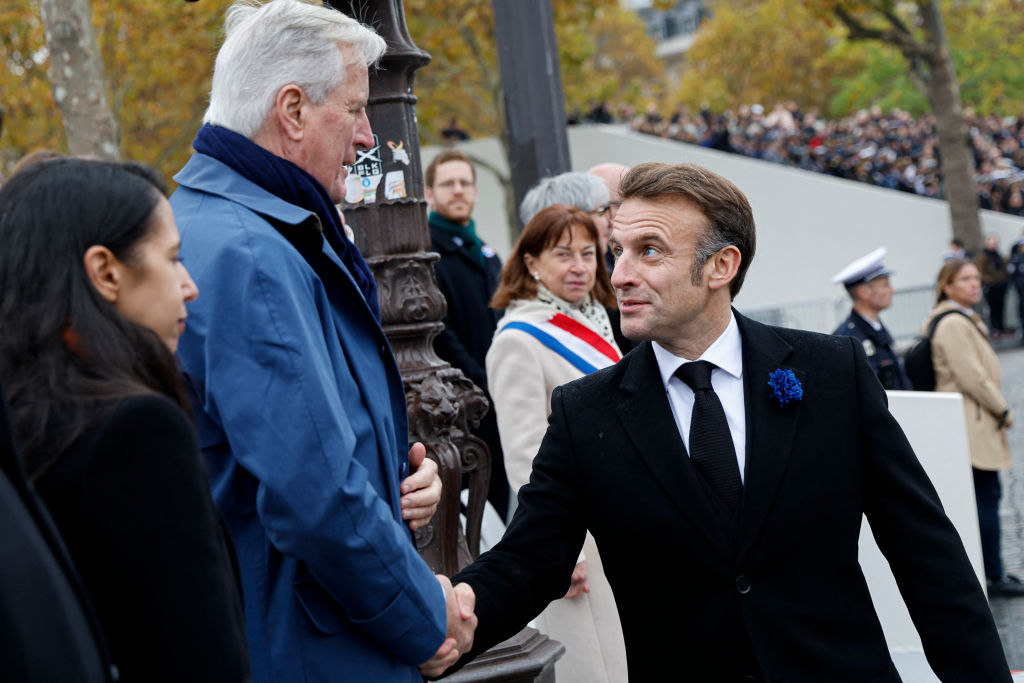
[1, 3, 61, 171]
[680, 0, 1022, 250]
[38, 0, 119, 159]
[405, 0, 664, 234]
[679, 0, 1024, 120]
[676, 0, 860, 114]
[821, 0, 983, 251]
[1, 0, 225, 181]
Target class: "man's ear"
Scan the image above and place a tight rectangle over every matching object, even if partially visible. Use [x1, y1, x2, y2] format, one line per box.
[273, 84, 307, 143]
[83, 245, 122, 304]
[424, 185, 434, 206]
[707, 245, 741, 292]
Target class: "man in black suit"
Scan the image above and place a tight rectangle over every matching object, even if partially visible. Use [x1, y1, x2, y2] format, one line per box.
[445, 163, 1010, 682]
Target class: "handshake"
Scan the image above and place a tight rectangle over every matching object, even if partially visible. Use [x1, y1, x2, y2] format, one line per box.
[420, 575, 478, 678]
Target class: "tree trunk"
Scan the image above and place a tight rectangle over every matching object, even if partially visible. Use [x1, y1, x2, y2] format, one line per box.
[37, 0, 120, 160]
[919, 0, 981, 252]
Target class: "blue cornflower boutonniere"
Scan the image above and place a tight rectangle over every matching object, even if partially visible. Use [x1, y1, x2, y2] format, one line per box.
[767, 368, 802, 407]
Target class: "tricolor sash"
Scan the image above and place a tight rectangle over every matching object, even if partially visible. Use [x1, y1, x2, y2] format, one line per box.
[502, 313, 621, 375]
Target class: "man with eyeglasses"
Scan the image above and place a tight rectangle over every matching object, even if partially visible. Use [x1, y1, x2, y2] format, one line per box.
[588, 162, 630, 273]
[425, 149, 509, 520]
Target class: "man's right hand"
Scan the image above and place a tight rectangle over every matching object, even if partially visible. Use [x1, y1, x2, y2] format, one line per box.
[419, 576, 477, 678]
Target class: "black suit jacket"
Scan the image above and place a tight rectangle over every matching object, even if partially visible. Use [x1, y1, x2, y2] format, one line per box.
[454, 312, 1009, 682]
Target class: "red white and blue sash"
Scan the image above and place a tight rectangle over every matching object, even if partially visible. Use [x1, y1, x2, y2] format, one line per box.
[502, 313, 621, 375]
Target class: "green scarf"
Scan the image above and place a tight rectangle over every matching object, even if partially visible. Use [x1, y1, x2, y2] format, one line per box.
[429, 211, 485, 269]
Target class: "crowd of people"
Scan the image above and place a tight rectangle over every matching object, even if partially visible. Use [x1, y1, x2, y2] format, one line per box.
[2, 0, 1022, 681]
[577, 100, 1024, 217]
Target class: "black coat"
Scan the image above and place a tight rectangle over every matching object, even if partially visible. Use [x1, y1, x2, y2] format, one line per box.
[429, 223, 503, 391]
[0, 385, 113, 683]
[454, 312, 1008, 682]
[430, 222, 511, 517]
[37, 394, 250, 682]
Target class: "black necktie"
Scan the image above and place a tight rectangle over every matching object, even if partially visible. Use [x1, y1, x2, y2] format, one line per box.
[674, 361, 742, 511]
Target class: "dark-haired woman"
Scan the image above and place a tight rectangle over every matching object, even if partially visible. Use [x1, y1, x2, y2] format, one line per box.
[924, 258, 1022, 596]
[486, 205, 626, 683]
[0, 158, 250, 680]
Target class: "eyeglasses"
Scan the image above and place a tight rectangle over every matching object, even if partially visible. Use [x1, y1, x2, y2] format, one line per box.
[592, 201, 621, 217]
[435, 179, 475, 189]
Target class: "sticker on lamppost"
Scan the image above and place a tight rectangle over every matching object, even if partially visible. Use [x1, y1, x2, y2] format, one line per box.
[384, 171, 406, 199]
[387, 140, 410, 165]
[344, 135, 384, 204]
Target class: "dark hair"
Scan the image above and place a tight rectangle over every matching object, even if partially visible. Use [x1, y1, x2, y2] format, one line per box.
[491, 204, 615, 309]
[425, 148, 476, 188]
[0, 158, 189, 477]
[619, 162, 756, 298]
[935, 257, 977, 304]
[10, 149, 64, 178]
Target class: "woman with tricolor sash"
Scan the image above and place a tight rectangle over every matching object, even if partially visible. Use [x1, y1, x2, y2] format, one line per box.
[486, 204, 626, 683]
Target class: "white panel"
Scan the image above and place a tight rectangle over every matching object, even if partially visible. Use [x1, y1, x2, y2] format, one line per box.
[859, 390, 982, 681]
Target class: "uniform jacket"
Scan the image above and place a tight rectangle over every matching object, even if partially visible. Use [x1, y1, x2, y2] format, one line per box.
[429, 219, 502, 391]
[831, 311, 911, 390]
[171, 153, 445, 683]
[925, 300, 1011, 471]
[454, 312, 1008, 682]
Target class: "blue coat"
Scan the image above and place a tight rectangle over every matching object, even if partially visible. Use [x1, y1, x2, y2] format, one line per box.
[170, 153, 446, 683]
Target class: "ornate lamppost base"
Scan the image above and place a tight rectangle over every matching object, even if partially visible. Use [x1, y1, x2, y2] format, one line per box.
[445, 628, 564, 683]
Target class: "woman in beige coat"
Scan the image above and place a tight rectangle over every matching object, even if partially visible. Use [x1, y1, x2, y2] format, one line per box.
[925, 258, 1022, 595]
[486, 205, 627, 682]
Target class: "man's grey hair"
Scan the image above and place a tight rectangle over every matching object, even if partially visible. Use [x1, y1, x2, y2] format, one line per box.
[519, 172, 610, 225]
[203, 0, 387, 138]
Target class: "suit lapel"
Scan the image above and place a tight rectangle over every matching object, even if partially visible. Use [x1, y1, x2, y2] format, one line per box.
[735, 312, 803, 560]
[616, 344, 735, 559]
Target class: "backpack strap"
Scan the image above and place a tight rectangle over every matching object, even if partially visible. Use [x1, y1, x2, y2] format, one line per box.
[927, 309, 986, 342]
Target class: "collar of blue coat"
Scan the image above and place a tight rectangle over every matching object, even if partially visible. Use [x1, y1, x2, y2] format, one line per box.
[174, 152, 316, 229]
[173, 152, 377, 318]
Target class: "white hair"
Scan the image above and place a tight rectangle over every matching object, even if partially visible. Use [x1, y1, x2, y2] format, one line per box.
[203, 0, 387, 138]
[519, 172, 610, 225]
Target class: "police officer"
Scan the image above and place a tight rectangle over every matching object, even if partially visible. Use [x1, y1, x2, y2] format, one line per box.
[831, 247, 913, 390]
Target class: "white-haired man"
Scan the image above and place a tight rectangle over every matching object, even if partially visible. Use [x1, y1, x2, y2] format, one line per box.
[169, 1, 473, 681]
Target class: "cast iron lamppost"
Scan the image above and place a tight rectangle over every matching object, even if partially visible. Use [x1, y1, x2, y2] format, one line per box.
[328, 0, 564, 679]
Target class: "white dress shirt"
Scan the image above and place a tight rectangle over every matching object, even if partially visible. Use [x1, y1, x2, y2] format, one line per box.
[652, 312, 747, 482]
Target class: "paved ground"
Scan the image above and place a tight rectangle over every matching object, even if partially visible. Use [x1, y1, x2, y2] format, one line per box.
[986, 342, 1024, 668]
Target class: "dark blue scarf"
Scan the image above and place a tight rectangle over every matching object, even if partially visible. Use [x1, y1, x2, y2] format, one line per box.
[192, 124, 380, 320]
